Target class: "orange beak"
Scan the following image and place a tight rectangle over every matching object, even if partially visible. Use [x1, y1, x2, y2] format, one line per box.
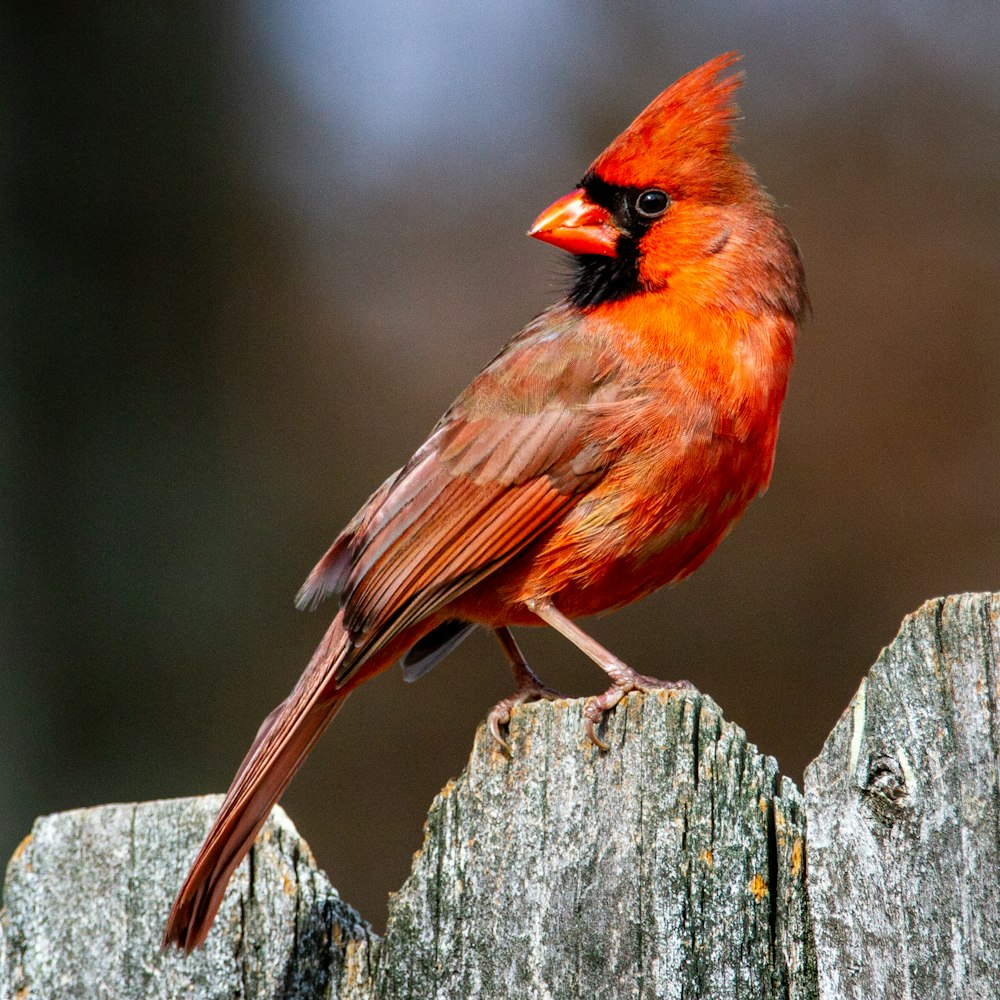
[527, 188, 619, 257]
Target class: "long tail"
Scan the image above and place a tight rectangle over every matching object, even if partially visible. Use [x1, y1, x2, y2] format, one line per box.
[163, 610, 354, 952]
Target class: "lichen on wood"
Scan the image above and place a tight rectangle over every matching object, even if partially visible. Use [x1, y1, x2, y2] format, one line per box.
[375, 691, 812, 1000]
[1, 694, 809, 1000]
[5, 593, 999, 999]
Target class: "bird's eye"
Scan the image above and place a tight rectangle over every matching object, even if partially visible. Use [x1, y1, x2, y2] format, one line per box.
[635, 189, 670, 219]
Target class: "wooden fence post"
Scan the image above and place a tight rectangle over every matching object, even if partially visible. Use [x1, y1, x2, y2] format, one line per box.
[3, 594, 998, 998]
[805, 593, 1000, 999]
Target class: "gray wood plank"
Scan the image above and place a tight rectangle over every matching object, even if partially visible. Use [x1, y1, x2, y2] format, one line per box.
[804, 593, 1000, 1000]
[375, 691, 813, 1000]
[13, 594, 997, 997]
[0, 796, 376, 1000]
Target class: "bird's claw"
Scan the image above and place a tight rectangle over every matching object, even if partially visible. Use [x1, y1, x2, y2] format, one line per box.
[583, 674, 696, 751]
[488, 683, 564, 753]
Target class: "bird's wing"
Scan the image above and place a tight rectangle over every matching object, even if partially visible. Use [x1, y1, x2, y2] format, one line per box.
[299, 307, 637, 684]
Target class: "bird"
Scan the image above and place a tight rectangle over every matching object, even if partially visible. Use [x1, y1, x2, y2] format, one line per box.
[163, 51, 807, 951]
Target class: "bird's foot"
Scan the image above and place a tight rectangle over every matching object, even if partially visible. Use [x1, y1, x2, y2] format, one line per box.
[584, 671, 696, 751]
[488, 679, 564, 753]
[488, 626, 565, 752]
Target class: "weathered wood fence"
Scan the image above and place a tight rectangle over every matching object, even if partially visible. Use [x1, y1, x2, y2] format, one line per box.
[2, 594, 998, 998]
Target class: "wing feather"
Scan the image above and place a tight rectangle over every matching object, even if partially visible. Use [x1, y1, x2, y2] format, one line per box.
[298, 305, 644, 683]
[337, 485, 570, 680]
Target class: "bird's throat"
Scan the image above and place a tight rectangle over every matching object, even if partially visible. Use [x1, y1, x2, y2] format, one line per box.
[569, 245, 643, 309]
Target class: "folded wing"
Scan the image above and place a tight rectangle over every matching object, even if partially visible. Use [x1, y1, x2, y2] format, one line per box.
[298, 307, 634, 683]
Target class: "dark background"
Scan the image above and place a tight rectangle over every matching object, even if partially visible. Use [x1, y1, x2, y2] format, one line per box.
[3, 3, 998, 930]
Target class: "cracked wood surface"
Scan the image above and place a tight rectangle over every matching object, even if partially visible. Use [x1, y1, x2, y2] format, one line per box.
[1, 694, 810, 1000]
[805, 593, 1000, 999]
[375, 691, 812, 1000]
[0, 797, 377, 1000]
[2, 594, 998, 998]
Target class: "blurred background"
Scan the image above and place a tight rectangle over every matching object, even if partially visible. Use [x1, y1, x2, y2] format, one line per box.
[3, 2, 998, 930]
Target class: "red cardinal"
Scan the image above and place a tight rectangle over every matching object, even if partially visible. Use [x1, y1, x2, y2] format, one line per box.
[164, 52, 806, 950]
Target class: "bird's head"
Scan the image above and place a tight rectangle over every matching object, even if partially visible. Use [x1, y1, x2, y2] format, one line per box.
[530, 53, 802, 315]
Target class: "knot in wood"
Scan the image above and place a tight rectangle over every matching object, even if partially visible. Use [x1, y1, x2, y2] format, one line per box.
[864, 752, 908, 803]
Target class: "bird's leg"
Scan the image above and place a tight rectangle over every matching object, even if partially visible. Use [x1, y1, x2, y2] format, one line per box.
[526, 597, 695, 750]
[487, 626, 564, 752]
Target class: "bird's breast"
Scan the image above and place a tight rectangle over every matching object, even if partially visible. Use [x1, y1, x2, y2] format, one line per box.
[516, 318, 792, 615]
[456, 302, 795, 623]
[546, 429, 767, 608]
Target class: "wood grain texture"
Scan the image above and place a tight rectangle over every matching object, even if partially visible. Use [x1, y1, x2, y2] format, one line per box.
[0, 796, 376, 1000]
[0, 694, 810, 1000]
[5, 594, 999, 998]
[804, 593, 1000, 999]
[375, 691, 813, 1000]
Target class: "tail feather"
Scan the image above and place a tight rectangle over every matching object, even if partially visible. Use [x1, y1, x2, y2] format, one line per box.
[162, 612, 352, 952]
